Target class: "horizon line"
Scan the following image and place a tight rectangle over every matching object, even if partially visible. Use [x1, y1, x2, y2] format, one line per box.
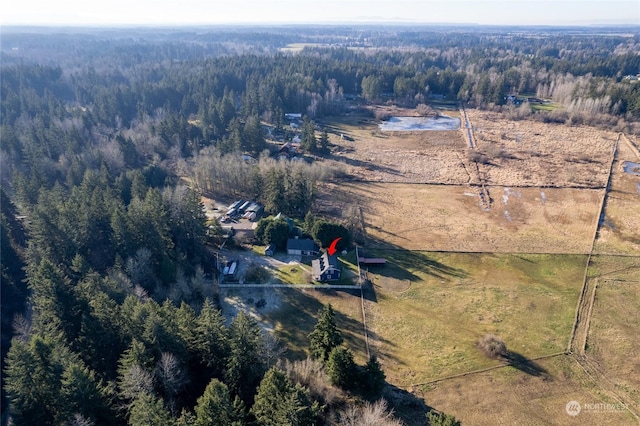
[2, 21, 639, 29]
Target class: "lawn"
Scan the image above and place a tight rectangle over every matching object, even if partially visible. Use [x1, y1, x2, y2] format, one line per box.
[363, 251, 587, 385]
[260, 287, 368, 363]
[274, 263, 313, 284]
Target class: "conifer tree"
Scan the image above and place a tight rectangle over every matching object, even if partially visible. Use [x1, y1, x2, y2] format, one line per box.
[4, 336, 64, 425]
[194, 379, 235, 426]
[363, 355, 386, 398]
[325, 346, 356, 389]
[193, 299, 229, 378]
[251, 367, 319, 426]
[225, 311, 266, 404]
[128, 391, 172, 426]
[308, 304, 343, 363]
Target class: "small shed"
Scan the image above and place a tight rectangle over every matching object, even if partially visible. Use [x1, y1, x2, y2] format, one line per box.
[358, 257, 386, 266]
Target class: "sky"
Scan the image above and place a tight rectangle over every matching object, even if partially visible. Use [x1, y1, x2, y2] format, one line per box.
[2, 0, 639, 26]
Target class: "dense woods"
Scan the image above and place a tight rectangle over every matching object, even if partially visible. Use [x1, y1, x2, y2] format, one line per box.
[1, 24, 638, 424]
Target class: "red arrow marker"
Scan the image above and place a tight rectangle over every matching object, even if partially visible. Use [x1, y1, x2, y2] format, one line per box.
[327, 237, 342, 256]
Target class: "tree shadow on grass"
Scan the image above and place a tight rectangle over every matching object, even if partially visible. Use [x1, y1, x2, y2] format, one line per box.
[364, 244, 468, 283]
[259, 287, 394, 362]
[383, 383, 433, 425]
[504, 351, 550, 378]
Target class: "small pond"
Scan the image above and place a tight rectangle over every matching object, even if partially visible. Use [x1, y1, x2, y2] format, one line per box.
[379, 115, 461, 131]
[623, 161, 640, 176]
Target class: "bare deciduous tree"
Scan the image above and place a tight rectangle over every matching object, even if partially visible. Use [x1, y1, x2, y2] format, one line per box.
[155, 352, 189, 415]
[340, 399, 403, 426]
[119, 364, 154, 401]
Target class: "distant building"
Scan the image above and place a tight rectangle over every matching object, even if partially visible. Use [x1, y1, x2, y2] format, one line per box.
[286, 238, 319, 256]
[312, 252, 341, 281]
[427, 93, 446, 100]
[265, 243, 276, 256]
[273, 213, 296, 230]
[244, 202, 264, 216]
[358, 257, 386, 266]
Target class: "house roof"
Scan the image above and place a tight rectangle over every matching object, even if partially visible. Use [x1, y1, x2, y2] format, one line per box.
[286, 238, 319, 252]
[312, 252, 339, 277]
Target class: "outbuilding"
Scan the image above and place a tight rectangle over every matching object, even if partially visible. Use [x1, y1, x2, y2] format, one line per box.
[286, 238, 319, 256]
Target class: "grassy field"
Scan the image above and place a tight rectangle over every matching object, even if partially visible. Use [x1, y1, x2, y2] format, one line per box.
[594, 139, 640, 255]
[584, 255, 640, 413]
[421, 355, 638, 425]
[318, 182, 602, 253]
[467, 109, 617, 188]
[274, 263, 313, 284]
[364, 252, 586, 385]
[322, 108, 616, 187]
[259, 287, 368, 363]
[424, 255, 640, 425]
[238, 252, 585, 383]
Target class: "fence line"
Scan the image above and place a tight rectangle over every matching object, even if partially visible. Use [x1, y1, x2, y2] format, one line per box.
[218, 283, 361, 289]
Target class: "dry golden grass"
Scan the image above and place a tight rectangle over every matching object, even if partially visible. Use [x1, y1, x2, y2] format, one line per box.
[325, 109, 617, 187]
[467, 109, 618, 187]
[318, 182, 602, 253]
[594, 139, 640, 255]
[326, 114, 470, 184]
[421, 355, 638, 426]
[584, 256, 640, 414]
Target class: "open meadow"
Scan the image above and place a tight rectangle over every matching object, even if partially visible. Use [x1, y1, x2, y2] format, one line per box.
[466, 109, 618, 188]
[364, 252, 586, 385]
[324, 114, 470, 184]
[421, 355, 638, 425]
[594, 135, 640, 255]
[318, 182, 603, 253]
[325, 108, 617, 187]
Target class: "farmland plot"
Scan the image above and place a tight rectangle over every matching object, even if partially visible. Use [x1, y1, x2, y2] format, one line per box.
[319, 182, 602, 253]
[594, 138, 640, 255]
[466, 109, 618, 188]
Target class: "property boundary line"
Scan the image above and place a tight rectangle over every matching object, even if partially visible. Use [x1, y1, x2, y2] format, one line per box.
[218, 283, 361, 289]
[567, 137, 618, 353]
[360, 283, 370, 359]
[342, 180, 608, 189]
[410, 351, 567, 388]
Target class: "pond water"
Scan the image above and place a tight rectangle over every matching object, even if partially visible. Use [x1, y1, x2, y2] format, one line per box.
[623, 161, 640, 176]
[379, 115, 461, 131]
